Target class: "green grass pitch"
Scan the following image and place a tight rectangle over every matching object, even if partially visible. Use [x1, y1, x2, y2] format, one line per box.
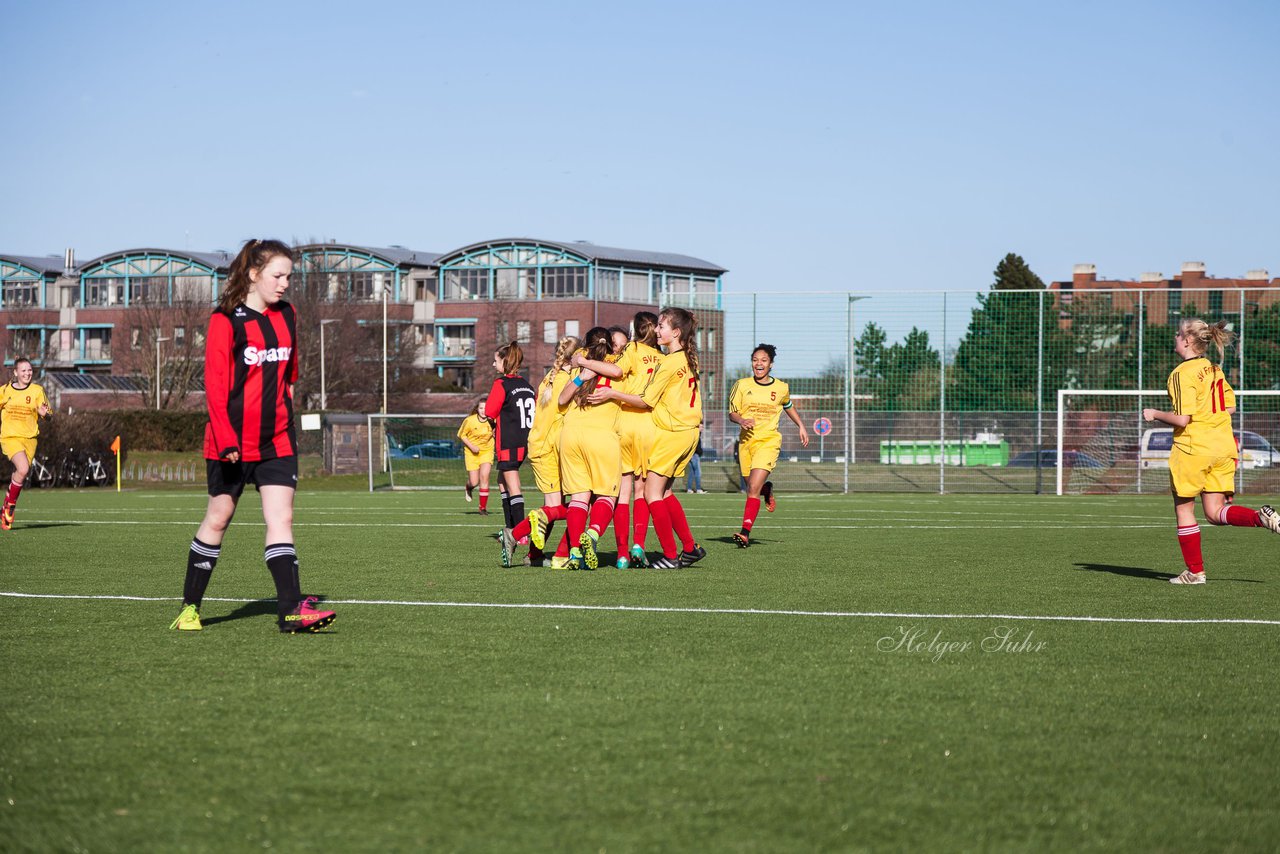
[2, 486, 1279, 851]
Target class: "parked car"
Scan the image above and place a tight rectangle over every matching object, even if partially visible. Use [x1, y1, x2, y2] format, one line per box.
[1008, 450, 1107, 469]
[388, 439, 461, 460]
[1140, 428, 1280, 469]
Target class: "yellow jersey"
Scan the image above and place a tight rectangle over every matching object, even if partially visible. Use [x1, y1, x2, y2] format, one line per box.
[615, 342, 665, 407]
[456, 413, 494, 454]
[1167, 357, 1236, 458]
[0, 381, 50, 440]
[528, 369, 571, 456]
[729, 377, 793, 442]
[563, 366, 621, 433]
[642, 350, 701, 432]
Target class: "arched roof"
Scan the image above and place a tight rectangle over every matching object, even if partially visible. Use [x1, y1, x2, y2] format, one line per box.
[0, 254, 67, 277]
[435, 238, 727, 274]
[77, 248, 231, 275]
[295, 243, 441, 268]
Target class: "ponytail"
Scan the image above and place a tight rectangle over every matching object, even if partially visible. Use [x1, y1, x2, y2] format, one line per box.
[632, 311, 659, 348]
[540, 335, 580, 406]
[660, 307, 700, 377]
[573, 327, 612, 407]
[1180, 317, 1235, 364]
[218, 239, 293, 314]
[496, 340, 523, 375]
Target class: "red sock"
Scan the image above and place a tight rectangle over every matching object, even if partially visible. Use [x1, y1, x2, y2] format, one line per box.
[648, 497, 678, 558]
[478, 488, 489, 511]
[541, 504, 568, 522]
[633, 497, 649, 548]
[614, 503, 631, 554]
[554, 532, 570, 558]
[1177, 525, 1203, 573]
[589, 497, 615, 536]
[512, 517, 532, 540]
[741, 497, 761, 534]
[665, 494, 696, 552]
[1221, 505, 1262, 527]
[567, 500, 589, 548]
[5, 481, 21, 506]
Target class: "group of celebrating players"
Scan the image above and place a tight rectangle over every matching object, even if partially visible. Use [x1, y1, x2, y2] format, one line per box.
[3, 238, 1278, 636]
[456, 310, 810, 570]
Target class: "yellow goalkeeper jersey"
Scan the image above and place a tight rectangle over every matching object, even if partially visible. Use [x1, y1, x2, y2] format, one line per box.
[0, 381, 50, 439]
[1167, 357, 1236, 458]
[642, 350, 701, 432]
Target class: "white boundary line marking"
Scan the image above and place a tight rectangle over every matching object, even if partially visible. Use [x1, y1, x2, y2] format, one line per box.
[2, 591, 1276, 626]
[14, 517, 1167, 530]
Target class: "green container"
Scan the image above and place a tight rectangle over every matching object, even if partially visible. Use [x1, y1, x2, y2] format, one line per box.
[879, 440, 1010, 467]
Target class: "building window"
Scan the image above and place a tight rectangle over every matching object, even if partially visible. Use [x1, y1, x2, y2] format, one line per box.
[596, 269, 620, 301]
[543, 320, 558, 343]
[542, 267, 588, 298]
[1, 281, 39, 307]
[565, 320, 580, 338]
[623, 271, 650, 302]
[443, 269, 488, 301]
[174, 327, 186, 348]
[129, 276, 165, 305]
[84, 328, 112, 360]
[131, 327, 142, 350]
[437, 325, 476, 358]
[516, 321, 530, 343]
[495, 321, 509, 343]
[85, 278, 116, 306]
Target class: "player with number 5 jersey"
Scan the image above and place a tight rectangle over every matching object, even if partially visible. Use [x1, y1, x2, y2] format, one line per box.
[486, 340, 536, 566]
[589, 307, 705, 569]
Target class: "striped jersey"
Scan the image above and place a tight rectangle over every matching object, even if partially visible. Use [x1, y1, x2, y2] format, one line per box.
[1167, 357, 1237, 457]
[0, 381, 50, 440]
[642, 349, 701, 431]
[203, 302, 299, 462]
[485, 374, 536, 464]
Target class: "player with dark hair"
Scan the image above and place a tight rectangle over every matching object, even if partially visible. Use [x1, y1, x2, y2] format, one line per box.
[728, 343, 809, 547]
[487, 340, 536, 566]
[1142, 318, 1280, 584]
[0, 357, 52, 531]
[589, 307, 705, 569]
[457, 398, 495, 514]
[170, 239, 335, 632]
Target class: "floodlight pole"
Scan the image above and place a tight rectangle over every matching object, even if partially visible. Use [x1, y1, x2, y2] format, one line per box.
[382, 289, 389, 415]
[155, 335, 171, 410]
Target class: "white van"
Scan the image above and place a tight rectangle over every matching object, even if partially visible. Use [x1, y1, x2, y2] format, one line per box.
[1140, 428, 1280, 469]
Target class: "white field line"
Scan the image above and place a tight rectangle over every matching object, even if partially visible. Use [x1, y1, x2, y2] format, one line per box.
[13, 517, 1168, 530]
[1, 591, 1277, 626]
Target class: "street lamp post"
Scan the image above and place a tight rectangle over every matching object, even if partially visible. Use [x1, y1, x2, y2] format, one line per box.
[319, 319, 340, 411]
[155, 335, 171, 410]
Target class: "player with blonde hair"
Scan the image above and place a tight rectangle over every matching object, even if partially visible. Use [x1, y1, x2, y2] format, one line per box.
[0, 357, 53, 531]
[1142, 318, 1280, 585]
[509, 335, 579, 567]
[457, 398, 495, 514]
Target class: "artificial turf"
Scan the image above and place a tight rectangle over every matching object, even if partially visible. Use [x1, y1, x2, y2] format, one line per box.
[2, 488, 1278, 852]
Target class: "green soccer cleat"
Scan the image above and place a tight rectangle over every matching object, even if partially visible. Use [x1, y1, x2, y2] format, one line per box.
[499, 528, 516, 567]
[615, 557, 630, 569]
[169, 603, 202, 631]
[527, 508, 549, 550]
[580, 530, 600, 570]
[629, 544, 649, 568]
[568, 547, 584, 570]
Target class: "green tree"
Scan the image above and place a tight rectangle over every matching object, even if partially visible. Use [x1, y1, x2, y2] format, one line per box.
[883, 327, 940, 409]
[993, 252, 1045, 291]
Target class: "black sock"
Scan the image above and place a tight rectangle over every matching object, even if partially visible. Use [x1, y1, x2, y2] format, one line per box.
[506, 494, 525, 530]
[265, 543, 301, 616]
[183, 538, 221, 607]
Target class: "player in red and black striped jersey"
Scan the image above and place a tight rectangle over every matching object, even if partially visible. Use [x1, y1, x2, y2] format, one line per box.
[486, 340, 536, 565]
[169, 239, 334, 634]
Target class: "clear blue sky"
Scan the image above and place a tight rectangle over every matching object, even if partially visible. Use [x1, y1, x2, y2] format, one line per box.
[3, 0, 1277, 290]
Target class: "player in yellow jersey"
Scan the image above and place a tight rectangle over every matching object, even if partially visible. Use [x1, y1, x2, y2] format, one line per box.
[554, 327, 624, 569]
[590, 307, 705, 569]
[574, 312, 664, 568]
[507, 335, 579, 567]
[0, 358, 53, 531]
[1141, 318, 1280, 584]
[728, 343, 810, 547]
[457, 399, 495, 515]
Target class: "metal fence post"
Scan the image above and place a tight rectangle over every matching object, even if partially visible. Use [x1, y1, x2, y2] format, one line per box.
[1036, 289, 1044, 494]
[939, 291, 946, 495]
[1137, 291, 1144, 494]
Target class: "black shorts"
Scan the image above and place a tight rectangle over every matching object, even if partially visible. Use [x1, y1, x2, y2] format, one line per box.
[496, 458, 526, 473]
[206, 456, 299, 498]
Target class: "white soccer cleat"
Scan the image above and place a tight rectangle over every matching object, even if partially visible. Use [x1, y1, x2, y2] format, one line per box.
[1259, 505, 1280, 535]
[1169, 570, 1206, 585]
